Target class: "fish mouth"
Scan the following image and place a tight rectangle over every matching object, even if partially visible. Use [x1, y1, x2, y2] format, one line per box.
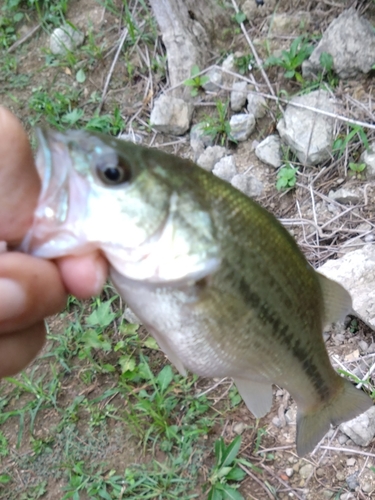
[20, 128, 78, 255]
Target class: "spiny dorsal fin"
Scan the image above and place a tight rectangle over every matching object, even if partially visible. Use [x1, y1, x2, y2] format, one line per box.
[316, 272, 352, 327]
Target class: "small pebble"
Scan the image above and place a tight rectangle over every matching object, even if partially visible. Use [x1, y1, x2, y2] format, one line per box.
[285, 468, 294, 478]
[340, 493, 354, 500]
[233, 422, 246, 435]
[336, 471, 346, 481]
[362, 481, 373, 493]
[299, 463, 314, 479]
[346, 472, 359, 490]
[346, 458, 356, 467]
[338, 434, 349, 445]
[358, 340, 369, 352]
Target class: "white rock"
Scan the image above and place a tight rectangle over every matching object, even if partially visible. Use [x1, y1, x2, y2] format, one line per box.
[328, 188, 361, 205]
[202, 68, 222, 92]
[50, 25, 85, 56]
[124, 307, 141, 325]
[340, 407, 375, 447]
[231, 172, 264, 197]
[361, 141, 375, 179]
[277, 90, 335, 165]
[222, 54, 236, 73]
[303, 9, 375, 79]
[340, 493, 354, 500]
[247, 93, 267, 119]
[212, 156, 237, 182]
[361, 481, 373, 493]
[358, 340, 369, 352]
[285, 468, 294, 477]
[318, 245, 375, 330]
[255, 135, 283, 168]
[197, 146, 227, 171]
[230, 81, 248, 112]
[230, 114, 256, 142]
[233, 422, 246, 435]
[118, 132, 143, 144]
[190, 123, 215, 156]
[150, 95, 193, 135]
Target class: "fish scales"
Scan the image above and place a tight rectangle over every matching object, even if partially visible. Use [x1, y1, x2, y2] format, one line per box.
[21, 129, 373, 456]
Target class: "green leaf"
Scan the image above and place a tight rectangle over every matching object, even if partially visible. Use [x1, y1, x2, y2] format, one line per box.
[226, 466, 246, 482]
[156, 365, 174, 392]
[81, 330, 112, 351]
[76, 68, 86, 83]
[190, 64, 200, 77]
[221, 436, 242, 468]
[221, 484, 244, 500]
[144, 337, 159, 350]
[234, 12, 246, 24]
[61, 108, 84, 125]
[320, 51, 333, 72]
[119, 355, 136, 373]
[208, 486, 224, 500]
[284, 69, 295, 79]
[86, 299, 117, 328]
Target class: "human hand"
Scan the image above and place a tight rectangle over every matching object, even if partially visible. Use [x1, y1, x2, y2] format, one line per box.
[0, 107, 108, 377]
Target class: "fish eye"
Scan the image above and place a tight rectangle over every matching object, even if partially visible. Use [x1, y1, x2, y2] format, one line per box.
[96, 156, 132, 185]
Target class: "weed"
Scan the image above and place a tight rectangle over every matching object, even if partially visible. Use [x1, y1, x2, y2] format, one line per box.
[348, 161, 366, 179]
[184, 65, 210, 97]
[333, 124, 369, 158]
[205, 436, 247, 500]
[276, 164, 298, 190]
[265, 35, 314, 83]
[234, 54, 256, 74]
[201, 99, 235, 145]
[319, 52, 339, 87]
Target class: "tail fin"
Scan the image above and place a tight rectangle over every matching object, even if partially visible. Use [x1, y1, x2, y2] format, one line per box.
[296, 379, 372, 456]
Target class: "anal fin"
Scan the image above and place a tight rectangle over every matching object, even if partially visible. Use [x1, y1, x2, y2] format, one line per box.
[233, 378, 273, 418]
[316, 272, 352, 326]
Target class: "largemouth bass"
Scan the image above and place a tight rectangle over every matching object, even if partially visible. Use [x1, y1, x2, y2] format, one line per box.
[22, 128, 372, 456]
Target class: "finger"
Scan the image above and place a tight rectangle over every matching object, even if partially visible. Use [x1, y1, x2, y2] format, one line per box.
[57, 252, 109, 299]
[0, 253, 67, 334]
[0, 107, 40, 245]
[0, 322, 46, 378]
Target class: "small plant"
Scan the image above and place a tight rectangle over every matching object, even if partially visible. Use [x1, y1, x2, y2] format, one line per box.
[205, 436, 246, 500]
[276, 164, 298, 190]
[201, 99, 235, 145]
[234, 54, 256, 74]
[265, 35, 314, 82]
[184, 65, 210, 97]
[333, 124, 369, 158]
[319, 52, 339, 87]
[348, 162, 366, 179]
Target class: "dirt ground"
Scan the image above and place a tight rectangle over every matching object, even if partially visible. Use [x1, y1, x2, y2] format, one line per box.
[2, 0, 375, 499]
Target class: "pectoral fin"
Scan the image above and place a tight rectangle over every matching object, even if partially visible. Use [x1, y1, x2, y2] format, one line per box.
[316, 272, 353, 326]
[233, 378, 273, 418]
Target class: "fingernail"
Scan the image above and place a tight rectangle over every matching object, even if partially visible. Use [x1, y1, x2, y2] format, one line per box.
[0, 278, 27, 322]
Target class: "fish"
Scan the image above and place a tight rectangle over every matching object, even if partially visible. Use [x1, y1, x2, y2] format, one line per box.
[21, 128, 373, 456]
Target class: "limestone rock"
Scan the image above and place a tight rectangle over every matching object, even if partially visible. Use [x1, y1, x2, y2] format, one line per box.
[303, 9, 375, 79]
[150, 95, 193, 135]
[50, 25, 85, 55]
[277, 90, 335, 165]
[230, 114, 256, 142]
[318, 245, 375, 329]
[255, 135, 282, 168]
